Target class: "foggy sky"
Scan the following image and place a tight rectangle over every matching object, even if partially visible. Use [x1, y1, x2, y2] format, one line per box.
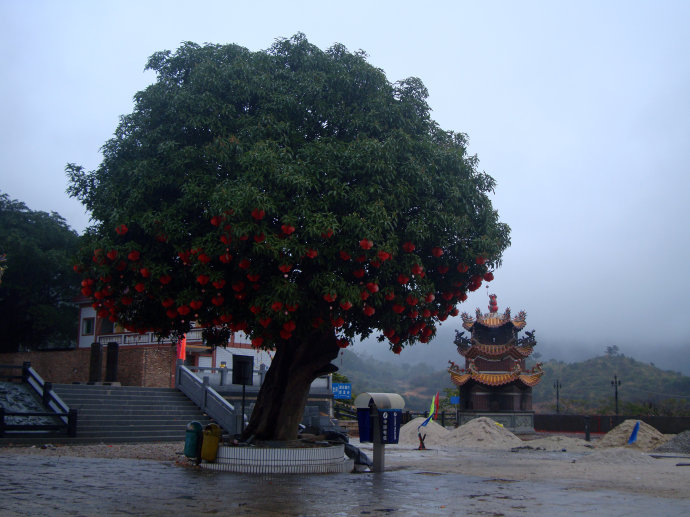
[2, 1, 689, 372]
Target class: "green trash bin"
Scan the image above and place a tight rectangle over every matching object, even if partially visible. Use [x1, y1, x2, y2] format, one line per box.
[201, 423, 222, 462]
[184, 421, 203, 462]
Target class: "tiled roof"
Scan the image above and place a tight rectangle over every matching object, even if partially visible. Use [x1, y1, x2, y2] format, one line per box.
[448, 363, 544, 388]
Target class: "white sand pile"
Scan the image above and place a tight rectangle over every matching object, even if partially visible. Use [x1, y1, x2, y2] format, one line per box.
[523, 435, 594, 452]
[398, 417, 450, 447]
[446, 417, 523, 449]
[597, 419, 671, 451]
[576, 447, 657, 465]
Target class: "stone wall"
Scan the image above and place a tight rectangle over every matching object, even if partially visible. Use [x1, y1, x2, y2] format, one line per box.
[0, 345, 177, 388]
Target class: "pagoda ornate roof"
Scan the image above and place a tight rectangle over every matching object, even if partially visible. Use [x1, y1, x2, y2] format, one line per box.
[461, 308, 527, 331]
[447, 361, 544, 388]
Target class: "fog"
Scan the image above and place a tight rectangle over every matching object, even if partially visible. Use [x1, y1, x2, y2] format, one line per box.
[2, 1, 688, 373]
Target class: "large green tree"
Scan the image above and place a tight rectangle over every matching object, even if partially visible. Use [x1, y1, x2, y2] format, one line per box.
[0, 193, 80, 352]
[67, 35, 510, 440]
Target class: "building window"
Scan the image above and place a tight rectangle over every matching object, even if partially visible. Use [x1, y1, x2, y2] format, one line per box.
[82, 317, 95, 336]
[100, 319, 114, 335]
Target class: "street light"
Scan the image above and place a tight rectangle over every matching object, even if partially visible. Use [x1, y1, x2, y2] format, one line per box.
[611, 374, 621, 416]
[553, 380, 562, 414]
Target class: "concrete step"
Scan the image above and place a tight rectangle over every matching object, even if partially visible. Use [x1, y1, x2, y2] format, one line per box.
[48, 384, 218, 443]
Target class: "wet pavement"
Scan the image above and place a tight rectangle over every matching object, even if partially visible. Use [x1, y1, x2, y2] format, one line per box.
[1, 452, 689, 516]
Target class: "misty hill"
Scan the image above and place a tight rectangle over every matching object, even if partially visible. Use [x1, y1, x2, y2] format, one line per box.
[532, 354, 690, 414]
[337, 350, 690, 414]
[335, 350, 454, 410]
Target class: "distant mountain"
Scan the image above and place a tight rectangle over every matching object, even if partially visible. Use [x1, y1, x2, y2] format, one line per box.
[531, 354, 690, 414]
[336, 350, 690, 414]
[334, 350, 453, 410]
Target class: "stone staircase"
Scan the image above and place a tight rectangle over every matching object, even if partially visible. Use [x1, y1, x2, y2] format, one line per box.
[50, 384, 214, 443]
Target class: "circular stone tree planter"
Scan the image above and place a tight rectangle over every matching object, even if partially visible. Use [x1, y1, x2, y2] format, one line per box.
[199, 444, 354, 474]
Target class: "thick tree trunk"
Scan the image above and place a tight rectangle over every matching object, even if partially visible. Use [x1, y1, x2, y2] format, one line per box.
[240, 327, 340, 441]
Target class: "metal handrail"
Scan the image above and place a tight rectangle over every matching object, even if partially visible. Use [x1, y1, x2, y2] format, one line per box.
[175, 362, 239, 436]
[0, 362, 77, 437]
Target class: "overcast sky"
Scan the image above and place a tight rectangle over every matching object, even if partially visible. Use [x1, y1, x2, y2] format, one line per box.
[2, 1, 689, 372]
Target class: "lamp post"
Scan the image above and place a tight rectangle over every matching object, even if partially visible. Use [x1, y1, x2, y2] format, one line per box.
[611, 374, 621, 416]
[553, 380, 562, 414]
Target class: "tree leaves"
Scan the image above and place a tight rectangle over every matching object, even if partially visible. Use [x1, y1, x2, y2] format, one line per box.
[68, 34, 511, 353]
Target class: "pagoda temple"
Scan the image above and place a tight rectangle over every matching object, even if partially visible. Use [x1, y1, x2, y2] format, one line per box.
[448, 294, 543, 432]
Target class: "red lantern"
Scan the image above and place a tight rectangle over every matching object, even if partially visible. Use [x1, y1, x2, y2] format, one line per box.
[397, 274, 410, 285]
[359, 239, 373, 250]
[106, 250, 118, 261]
[211, 295, 224, 306]
[213, 279, 226, 289]
[127, 250, 140, 261]
[402, 242, 415, 253]
[339, 251, 351, 261]
[476, 256, 486, 265]
[483, 272, 494, 282]
[196, 274, 210, 285]
[377, 250, 391, 261]
[323, 293, 337, 303]
[281, 224, 295, 235]
[363, 306, 375, 316]
[431, 247, 444, 257]
[271, 301, 283, 312]
[162, 298, 175, 308]
[278, 264, 292, 273]
[251, 208, 265, 220]
[210, 215, 222, 226]
[134, 283, 146, 293]
[340, 300, 353, 310]
[259, 317, 272, 328]
[115, 224, 128, 235]
[305, 248, 318, 259]
[321, 229, 334, 238]
[159, 274, 172, 285]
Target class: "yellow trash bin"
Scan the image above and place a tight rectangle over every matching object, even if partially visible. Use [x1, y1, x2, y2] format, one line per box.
[200, 423, 222, 462]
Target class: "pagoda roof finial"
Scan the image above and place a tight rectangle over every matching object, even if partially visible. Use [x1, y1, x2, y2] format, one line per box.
[488, 293, 498, 313]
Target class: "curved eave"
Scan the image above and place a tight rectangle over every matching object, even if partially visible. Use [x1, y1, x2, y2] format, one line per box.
[518, 371, 544, 387]
[449, 371, 472, 386]
[448, 370, 544, 388]
[461, 344, 534, 360]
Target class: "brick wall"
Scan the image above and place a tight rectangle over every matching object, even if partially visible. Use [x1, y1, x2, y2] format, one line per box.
[0, 345, 177, 388]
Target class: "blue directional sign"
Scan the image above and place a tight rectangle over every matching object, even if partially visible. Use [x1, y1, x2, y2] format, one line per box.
[332, 382, 352, 399]
[450, 396, 461, 405]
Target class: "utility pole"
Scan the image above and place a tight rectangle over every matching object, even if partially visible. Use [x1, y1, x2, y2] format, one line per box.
[553, 380, 562, 414]
[611, 374, 621, 416]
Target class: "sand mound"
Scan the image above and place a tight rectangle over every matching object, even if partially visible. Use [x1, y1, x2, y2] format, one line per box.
[577, 447, 657, 465]
[597, 419, 670, 451]
[522, 435, 594, 452]
[398, 417, 450, 447]
[446, 417, 523, 449]
[653, 430, 690, 454]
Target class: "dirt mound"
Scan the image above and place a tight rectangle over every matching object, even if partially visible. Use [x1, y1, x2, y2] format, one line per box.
[653, 430, 690, 454]
[577, 447, 657, 465]
[523, 435, 594, 452]
[597, 419, 670, 451]
[398, 417, 450, 447]
[447, 417, 523, 449]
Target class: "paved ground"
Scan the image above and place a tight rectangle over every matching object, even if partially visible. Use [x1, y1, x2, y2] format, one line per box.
[1, 445, 689, 516]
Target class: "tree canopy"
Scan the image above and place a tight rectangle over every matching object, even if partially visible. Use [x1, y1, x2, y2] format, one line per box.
[0, 193, 80, 352]
[67, 34, 510, 439]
